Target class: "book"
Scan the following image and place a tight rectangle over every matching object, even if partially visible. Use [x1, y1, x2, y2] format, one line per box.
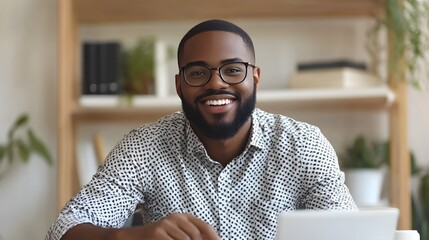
[82, 41, 122, 95]
[298, 60, 367, 71]
[98, 43, 108, 94]
[82, 42, 99, 94]
[99, 42, 121, 95]
[288, 67, 382, 89]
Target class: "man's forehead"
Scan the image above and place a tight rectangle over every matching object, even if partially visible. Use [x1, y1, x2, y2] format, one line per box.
[184, 30, 244, 47]
[180, 31, 250, 63]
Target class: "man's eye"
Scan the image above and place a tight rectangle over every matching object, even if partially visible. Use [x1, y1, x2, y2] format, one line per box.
[224, 67, 243, 75]
[189, 71, 207, 78]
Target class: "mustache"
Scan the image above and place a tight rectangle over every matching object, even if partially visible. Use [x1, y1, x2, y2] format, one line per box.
[196, 89, 240, 102]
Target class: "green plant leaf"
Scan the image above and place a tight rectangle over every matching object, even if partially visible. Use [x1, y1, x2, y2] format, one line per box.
[410, 151, 421, 175]
[15, 139, 30, 163]
[6, 141, 14, 163]
[28, 129, 53, 165]
[8, 114, 28, 141]
[372, 141, 389, 168]
[15, 114, 29, 126]
[420, 173, 429, 221]
[369, 0, 429, 88]
[0, 145, 5, 162]
[121, 38, 156, 96]
[341, 136, 390, 169]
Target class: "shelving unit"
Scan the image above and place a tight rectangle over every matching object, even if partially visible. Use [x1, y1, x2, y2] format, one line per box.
[58, 0, 411, 229]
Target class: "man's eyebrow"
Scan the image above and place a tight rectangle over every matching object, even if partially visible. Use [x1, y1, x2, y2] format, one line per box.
[183, 58, 245, 68]
[220, 58, 244, 64]
[184, 60, 208, 67]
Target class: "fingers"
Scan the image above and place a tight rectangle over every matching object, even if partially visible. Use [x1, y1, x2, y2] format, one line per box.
[163, 213, 220, 240]
[187, 216, 221, 240]
[175, 216, 203, 240]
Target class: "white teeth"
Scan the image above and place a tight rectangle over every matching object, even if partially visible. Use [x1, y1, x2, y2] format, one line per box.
[205, 99, 232, 106]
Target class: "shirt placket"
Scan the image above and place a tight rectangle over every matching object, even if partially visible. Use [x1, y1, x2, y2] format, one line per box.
[217, 165, 233, 239]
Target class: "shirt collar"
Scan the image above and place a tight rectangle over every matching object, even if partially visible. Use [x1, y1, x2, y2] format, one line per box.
[183, 108, 268, 157]
[248, 108, 267, 150]
[183, 118, 205, 155]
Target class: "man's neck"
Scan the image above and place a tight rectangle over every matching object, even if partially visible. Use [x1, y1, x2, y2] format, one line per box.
[194, 118, 252, 167]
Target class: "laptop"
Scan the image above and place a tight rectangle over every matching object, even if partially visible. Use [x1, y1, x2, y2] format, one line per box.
[276, 208, 399, 240]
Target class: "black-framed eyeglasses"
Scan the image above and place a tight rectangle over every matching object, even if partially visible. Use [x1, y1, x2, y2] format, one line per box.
[180, 61, 256, 87]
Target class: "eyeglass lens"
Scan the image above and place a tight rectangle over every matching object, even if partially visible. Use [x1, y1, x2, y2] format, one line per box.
[183, 62, 248, 86]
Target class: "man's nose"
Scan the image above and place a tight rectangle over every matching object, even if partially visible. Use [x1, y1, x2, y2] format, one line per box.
[204, 69, 228, 89]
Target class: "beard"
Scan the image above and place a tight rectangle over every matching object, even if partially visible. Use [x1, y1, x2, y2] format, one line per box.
[181, 85, 256, 140]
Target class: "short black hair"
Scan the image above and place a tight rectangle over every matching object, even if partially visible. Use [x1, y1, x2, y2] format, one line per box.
[177, 19, 255, 67]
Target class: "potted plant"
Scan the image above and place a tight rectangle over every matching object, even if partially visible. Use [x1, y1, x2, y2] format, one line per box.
[0, 114, 52, 178]
[121, 38, 156, 104]
[367, 0, 429, 88]
[408, 155, 429, 240]
[340, 136, 389, 206]
[418, 171, 429, 240]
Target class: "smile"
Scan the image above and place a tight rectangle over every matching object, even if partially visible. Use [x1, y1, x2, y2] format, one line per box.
[205, 99, 233, 106]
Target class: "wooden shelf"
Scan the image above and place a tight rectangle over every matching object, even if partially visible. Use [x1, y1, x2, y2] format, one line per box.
[72, 105, 180, 123]
[258, 87, 395, 109]
[74, 0, 383, 23]
[75, 87, 395, 122]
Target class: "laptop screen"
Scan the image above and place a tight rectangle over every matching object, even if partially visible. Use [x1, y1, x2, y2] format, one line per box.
[276, 208, 399, 240]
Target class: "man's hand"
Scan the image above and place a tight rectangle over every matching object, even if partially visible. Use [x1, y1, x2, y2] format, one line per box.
[61, 213, 221, 240]
[132, 213, 220, 240]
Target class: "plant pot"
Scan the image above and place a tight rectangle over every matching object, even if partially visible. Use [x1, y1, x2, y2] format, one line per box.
[123, 75, 155, 95]
[344, 168, 385, 207]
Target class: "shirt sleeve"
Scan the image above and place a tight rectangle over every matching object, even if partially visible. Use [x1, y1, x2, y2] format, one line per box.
[45, 129, 146, 240]
[297, 126, 358, 211]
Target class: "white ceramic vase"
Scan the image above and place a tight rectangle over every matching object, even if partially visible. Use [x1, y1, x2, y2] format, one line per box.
[344, 168, 385, 207]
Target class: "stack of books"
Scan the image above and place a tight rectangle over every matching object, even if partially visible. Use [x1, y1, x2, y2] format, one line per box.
[82, 41, 122, 95]
[288, 60, 382, 89]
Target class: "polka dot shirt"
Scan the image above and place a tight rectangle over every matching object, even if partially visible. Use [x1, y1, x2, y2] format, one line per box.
[46, 108, 357, 240]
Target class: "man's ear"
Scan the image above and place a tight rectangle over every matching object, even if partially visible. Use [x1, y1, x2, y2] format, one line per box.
[175, 74, 183, 99]
[253, 66, 261, 90]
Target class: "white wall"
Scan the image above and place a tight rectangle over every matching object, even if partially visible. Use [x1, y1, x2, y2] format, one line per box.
[0, 0, 428, 240]
[409, 87, 429, 169]
[0, 0, 57, 239]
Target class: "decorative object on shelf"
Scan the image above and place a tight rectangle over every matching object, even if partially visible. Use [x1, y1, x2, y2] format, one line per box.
[121, 38, 156, 104]
[0, 114, 53, 178]
[368, 0, 429, 88]
[288, 60, 382, 89]
[288, 67, 382, 89]
[340, 136, 389, 206]
[297, 59, 367, 71]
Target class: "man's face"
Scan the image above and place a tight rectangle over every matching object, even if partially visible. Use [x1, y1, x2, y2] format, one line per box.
[175, 31, 260, 139]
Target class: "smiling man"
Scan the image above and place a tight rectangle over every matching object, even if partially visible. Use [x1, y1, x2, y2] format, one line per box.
[177, 28, 258, 166]
[46, 19, 357, 240]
